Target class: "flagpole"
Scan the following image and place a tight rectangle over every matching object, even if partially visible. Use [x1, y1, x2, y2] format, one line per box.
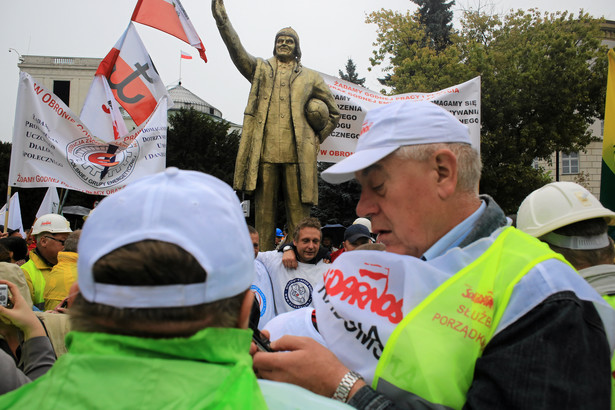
[3, 186, 11, 233]
[179, 52, 182, 85]
[58, 188, 69, 215]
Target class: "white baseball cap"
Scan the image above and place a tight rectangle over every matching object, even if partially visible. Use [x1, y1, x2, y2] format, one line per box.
[78, 167, 255, 308]
[321, 101, 471, 184]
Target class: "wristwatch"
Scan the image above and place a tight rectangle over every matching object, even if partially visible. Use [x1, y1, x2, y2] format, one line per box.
[332, 370, 363, 403]
[282, 245, 293, 252]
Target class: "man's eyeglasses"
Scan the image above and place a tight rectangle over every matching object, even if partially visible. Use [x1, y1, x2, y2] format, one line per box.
[44, 236, 65, 245]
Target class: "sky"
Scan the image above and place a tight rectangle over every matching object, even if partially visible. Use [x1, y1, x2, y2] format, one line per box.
[1, 0, 613, 143]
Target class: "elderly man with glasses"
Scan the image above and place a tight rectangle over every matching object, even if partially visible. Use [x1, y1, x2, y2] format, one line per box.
[21, 214, 72, 309]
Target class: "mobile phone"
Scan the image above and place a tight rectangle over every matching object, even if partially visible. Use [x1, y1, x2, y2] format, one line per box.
[252, 327, 273, 352]
[0, 284, 8, 308]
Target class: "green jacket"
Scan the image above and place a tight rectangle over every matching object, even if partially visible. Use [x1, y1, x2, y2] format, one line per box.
[0, 327, 266, 409]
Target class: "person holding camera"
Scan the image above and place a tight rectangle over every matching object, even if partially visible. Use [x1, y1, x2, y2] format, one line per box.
[0, 280, 56, 394]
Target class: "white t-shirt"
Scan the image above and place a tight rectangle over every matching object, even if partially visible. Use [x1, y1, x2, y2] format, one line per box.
[256, 250, 328, 315]
[251, 259, 276, 330]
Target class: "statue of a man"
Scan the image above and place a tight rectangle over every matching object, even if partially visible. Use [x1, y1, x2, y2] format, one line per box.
[212, 0, 340, 251]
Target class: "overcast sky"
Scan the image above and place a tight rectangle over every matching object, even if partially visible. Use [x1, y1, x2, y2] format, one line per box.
[1, 0, 613, 143]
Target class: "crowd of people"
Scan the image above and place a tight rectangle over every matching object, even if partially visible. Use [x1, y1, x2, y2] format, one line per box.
[0, 99, 614, 408]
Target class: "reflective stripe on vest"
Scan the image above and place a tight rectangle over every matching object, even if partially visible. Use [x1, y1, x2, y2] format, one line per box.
[21, 260, 46, 304]
[373, 227, 570, 409]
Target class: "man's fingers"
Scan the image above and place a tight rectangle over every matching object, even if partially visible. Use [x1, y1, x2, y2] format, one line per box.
[269, 335, 311, 352]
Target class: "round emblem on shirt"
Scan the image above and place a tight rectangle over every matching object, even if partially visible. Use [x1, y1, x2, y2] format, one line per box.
[250, 284, 267, 317]
[284, 278, 313, 309]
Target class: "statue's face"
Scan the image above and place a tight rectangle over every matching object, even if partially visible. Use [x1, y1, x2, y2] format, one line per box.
[275, 35, 296, 61]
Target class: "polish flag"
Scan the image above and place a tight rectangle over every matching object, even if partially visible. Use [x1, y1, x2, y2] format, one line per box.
[81, 22, 170, 142]
[131, 0, 208, 62]
[181, 50, 192, 60]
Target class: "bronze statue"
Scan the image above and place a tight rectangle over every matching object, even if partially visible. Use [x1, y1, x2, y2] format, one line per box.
[212, 0, 340, 251]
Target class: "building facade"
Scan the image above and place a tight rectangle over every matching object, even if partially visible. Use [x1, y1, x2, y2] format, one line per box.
[534, 20, 615, 199]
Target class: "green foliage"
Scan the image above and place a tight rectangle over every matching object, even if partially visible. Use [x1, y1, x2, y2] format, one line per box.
[339, 58, 366, 86]
[314, 162, 362, 227]
[166, 108, 240, 187]
[411, 0, 455, 51]
[367, 8, 608, 213]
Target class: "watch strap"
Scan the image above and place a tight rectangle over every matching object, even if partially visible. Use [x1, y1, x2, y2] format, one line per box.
[332, 370, 363, 403]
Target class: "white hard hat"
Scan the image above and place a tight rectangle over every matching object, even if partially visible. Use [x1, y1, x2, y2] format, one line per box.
[517, 181, 615, 238]
[31, 213, 72, 235]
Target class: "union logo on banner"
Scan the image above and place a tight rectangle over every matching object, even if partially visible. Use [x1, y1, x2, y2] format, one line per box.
[9, 72, 168, 196]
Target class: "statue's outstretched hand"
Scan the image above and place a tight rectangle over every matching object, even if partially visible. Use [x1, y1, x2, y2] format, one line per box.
[212, 0, 229, 26]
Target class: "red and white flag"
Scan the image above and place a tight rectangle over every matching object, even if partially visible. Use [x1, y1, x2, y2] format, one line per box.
[131, 0, 208, 62]
[81, 22, 170, 142]
[180, 50, 192, 60]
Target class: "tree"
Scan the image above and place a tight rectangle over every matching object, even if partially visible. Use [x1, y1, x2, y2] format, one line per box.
[367, 8, 608, 213]
[166, 108, 240, 187]
[411, 0, 455, 51]
[313, 162, 363, 227]
[338, 58, 366, 86]
[312, 60, 368, 226]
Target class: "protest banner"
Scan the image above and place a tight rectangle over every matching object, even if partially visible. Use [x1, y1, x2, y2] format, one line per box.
[9, 72, 168, 196]
[318, 75, 481, 163]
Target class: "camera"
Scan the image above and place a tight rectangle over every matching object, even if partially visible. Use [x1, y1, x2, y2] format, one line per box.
[0, 284, 8, 308]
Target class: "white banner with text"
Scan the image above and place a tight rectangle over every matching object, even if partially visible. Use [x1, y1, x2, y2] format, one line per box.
[318, 75, 481, 163]
[9, 72, 168, 196]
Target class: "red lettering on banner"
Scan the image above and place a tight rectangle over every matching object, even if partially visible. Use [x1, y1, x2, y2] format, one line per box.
[323, 267, 403, 324]
[32, 83, 44, 95]
[328, 150, 352, 157]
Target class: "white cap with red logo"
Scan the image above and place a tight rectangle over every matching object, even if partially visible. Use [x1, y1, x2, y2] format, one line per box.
[321, 101, 472, 184]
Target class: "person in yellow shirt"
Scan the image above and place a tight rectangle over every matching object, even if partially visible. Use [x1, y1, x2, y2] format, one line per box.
[43, 230, 80, 311]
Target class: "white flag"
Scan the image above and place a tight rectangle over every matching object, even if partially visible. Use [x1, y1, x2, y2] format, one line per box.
[36, 187, 60, 218]
[0, 193, 25, 237]
[81, 22, 171, 143]
[9, 72, 168, 196]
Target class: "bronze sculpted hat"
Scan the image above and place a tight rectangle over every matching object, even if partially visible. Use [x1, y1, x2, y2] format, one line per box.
[274, 26, 301, 60]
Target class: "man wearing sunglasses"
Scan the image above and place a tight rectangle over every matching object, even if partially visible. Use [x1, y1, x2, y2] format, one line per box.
[21, 214, 72, 309]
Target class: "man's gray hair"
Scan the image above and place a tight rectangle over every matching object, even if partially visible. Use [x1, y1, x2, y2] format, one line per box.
[394, 143, 481, 194]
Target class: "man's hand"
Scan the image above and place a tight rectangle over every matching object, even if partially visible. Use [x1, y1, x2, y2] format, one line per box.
[282, 248, 298, 269]
[253, 335, 366, 399]
[0, 280, 46, 340]
[211, 0, 229, 26]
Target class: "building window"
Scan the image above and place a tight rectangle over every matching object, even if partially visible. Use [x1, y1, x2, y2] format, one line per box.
[531, 158, 540, 170]
[53, 80, 70, 106]
[562, 152, 579, 175]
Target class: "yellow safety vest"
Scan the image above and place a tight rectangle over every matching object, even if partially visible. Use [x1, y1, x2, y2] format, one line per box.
[374, 227, 570, 409]
[21, 253, 49, 305]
